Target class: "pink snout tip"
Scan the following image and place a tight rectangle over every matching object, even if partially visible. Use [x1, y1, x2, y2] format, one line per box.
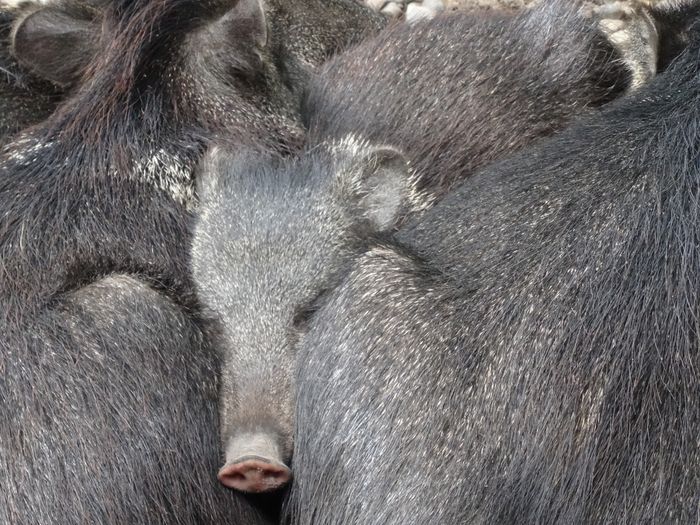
[218, 455, 292, 493]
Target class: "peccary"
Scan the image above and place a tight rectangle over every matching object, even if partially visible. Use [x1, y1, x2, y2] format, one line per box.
[0, 0, 383, 522]
[303, 0, 697, 195]
[192, 141, 424, 494]
[289, 13, 700, 525]
[192, 0, 669, 495]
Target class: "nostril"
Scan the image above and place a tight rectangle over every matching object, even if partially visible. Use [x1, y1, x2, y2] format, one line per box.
[218, 456, 292, 493]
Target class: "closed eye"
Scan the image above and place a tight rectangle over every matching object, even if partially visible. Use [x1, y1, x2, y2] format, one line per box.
[291, 302, 320, 332]
[291, 288, 330, 333]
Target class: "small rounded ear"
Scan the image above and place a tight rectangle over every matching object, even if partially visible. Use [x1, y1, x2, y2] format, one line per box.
[11, 6, 98, 88]
[346, 146, 414, 232]
[231, 0, 267, 49]
[193, 0, 268, 76]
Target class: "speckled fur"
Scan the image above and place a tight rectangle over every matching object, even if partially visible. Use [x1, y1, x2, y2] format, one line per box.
[291, 14, 700, 525]
[192, 138, 426, 480]
[191, 0, 678, 512]
[0, 0, 384, 522]
[304, 0, 690, 197]
[190, 1, 698, 521]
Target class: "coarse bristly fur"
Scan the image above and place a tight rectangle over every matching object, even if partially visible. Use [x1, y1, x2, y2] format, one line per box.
[289, 14, 700, 525]
[190, 0, 678, 500]
[303, 0, 697, 196]
[0, 0, 384, 523]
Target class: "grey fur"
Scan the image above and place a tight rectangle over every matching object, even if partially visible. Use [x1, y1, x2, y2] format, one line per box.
[191, 0, 699, 520]
[290, 11, 700, 524]
[193, 0, 664, 489]
[304, 0, 658, 197]
[0, 0, 384, 522]
[192, 139, 421, 481]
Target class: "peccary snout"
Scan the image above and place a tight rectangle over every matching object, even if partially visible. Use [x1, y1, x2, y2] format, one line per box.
[219, 433, 292, 493]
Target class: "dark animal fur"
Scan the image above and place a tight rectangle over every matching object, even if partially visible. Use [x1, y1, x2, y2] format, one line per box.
[0, 5, 59, 145]
[0, 0, 383, 522]
[291, 14, 700, 525]
[303, 0, 636, 196]
[191, 1, 700, 522]
[192, 0, 665, 503]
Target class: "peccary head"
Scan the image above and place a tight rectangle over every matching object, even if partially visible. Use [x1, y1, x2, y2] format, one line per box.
[6, 0, 384, 158]
[192, 136, 427, 493]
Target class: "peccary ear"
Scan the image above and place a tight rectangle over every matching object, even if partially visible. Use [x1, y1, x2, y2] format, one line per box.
[343, 146, 415, 232]
[230, 0, 267, 49]
[194, 0, 268, 75]
[11, 6, 97, 88]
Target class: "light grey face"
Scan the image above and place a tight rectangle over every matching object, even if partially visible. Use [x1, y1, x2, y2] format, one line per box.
[191, 138, 421, 493]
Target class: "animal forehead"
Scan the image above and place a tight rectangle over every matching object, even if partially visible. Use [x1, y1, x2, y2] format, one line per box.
[210, 244, 328, 318]
[225, 210, 341, 269]
[202, 210, 343, 295]
[219, 177, 341, 234]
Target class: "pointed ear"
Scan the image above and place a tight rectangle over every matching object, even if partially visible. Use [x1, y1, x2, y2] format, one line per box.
[194, 0, 268, 76]
[341, 146, 415, 232]
[11, 6, 98, 88]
